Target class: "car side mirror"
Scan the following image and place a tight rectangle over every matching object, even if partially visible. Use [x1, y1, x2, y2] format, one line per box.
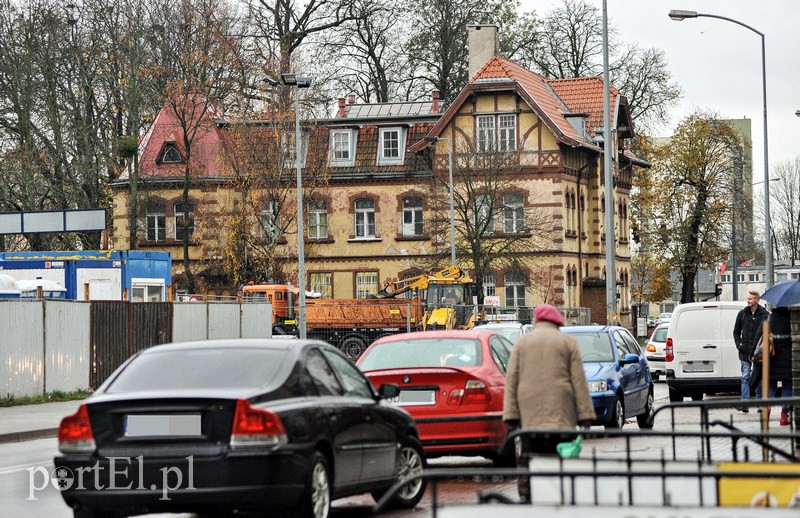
[620, 353, 640, 366]
[377, 383, 400, 399]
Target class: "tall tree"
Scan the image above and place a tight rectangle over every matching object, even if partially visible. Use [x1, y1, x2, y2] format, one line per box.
[425, 140, 554, 304]
[647, 114, 740, 303]
[767, 158, 800, 266]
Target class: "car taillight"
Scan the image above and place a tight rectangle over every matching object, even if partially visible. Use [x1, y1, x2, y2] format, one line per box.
[666, 338, 674, 363]
[58, 404, 96, 454]
[448, 380, 489, 405]
[646, 343, 656, 353]
[230, 399, 287, 449]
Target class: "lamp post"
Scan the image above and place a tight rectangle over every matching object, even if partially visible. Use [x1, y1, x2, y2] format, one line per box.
[602, 0, 616, 322]
[669, 9, 773, 288]
[424, 136, 456, 265]
[268, 73, 312, 338]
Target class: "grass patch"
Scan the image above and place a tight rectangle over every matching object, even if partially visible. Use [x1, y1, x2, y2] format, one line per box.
[0, 389, 92, 407]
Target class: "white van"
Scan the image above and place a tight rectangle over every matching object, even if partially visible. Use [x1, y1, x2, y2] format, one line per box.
[665, 301, 746, 402]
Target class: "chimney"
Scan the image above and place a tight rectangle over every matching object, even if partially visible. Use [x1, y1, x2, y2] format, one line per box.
[337, 96, 346, 118]
[432, 89, 440, 114]
[347, 93, 356, 104]
[468, 24, 499, 79]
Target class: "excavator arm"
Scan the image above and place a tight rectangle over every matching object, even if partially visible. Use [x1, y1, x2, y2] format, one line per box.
[375, 265, 464, 298]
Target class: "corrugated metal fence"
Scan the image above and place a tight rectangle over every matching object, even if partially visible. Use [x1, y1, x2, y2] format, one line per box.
[0, 300, 272, 398]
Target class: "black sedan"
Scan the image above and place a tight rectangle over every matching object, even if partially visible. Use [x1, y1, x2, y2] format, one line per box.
[54, 339, 426, 518]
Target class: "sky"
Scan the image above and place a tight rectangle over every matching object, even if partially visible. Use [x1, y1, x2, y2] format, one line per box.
[519, 0, 800, 186]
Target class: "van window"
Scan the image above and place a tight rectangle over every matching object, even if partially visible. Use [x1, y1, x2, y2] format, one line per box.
[676, 310, 721, 340]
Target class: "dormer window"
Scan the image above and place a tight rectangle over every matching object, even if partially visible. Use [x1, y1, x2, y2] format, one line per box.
[378, 127, 405, 165]
[159, 142, 183, 163]
[330, 129, 356, 166]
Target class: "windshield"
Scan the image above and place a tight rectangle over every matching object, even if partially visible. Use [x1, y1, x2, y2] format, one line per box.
[652, 327, 668, 342]
[567, 332, 615, 362]
[106, 348, 289, 393]
[359, 338, 482, 370]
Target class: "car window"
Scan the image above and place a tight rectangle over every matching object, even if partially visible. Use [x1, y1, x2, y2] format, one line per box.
[323, 349, 374, 399]
[570, 333, 615, 362]
[652, 326, 668, 342]
[489, 336, 512, 373]
[613, 332, 629, 359]
[306, 349, 344, 396]
[619, 329, 642, 355]
[358, 338, 482, 370]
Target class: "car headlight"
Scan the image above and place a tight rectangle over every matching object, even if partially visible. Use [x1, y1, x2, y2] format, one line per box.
[588, 380, 608, 392]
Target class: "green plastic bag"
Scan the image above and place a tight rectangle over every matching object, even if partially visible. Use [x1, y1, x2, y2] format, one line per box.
[556, 435, 583, 459]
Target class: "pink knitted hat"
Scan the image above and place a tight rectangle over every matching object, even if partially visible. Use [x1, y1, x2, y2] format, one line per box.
[534, 304, 565, 327]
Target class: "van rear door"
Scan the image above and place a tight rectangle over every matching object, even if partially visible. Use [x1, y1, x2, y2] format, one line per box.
[720, 307, 743, 378]
[672, 306, 724, 378]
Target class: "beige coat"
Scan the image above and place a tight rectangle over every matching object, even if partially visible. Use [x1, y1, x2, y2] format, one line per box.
[503, 321, 595, 428]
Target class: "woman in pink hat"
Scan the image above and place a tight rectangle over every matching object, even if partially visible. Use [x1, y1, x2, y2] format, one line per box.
[503, 303, 595, 502]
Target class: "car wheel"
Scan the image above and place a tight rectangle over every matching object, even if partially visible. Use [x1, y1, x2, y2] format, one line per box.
[74, 511, 120, 518]
[605, 397, 624, 430]
[339, 335, 367, 361]
[637, 390, 655, 429]
[668, 387, 683, 403]
[375, 437, 427, 509]
[295, 452, 331, 518]
[691, 392, 704, 401]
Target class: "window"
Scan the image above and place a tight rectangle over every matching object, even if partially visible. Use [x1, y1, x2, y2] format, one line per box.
[307, 199, 328, 239]
[305, 349, 343, 396]
[146, 201, 166, 242]
[504, 272, 525, 307]
[159, 142, 182, 163]
[477, 114, 517, 153]
[489, 336, 512, 373]
[402, 197, 423, 236]
[477, 115, 495, 153]
[330, 129, 354, 165]
[310, 272, 332, 298]
[356, 271, 378, 299]
[499, 114, 516, 152]
[355, 198, 376, 238]
[260, 201, 281, 241]
[503, 193, 524, 233]
[174, 201, 194, 241]
[281, 131, 306, 169]
[475, 194, 494, 235]
[322, 350, 373, 398]
[378, 128, 404, 165]
[483, 273, 496, 297]
[750, 273, 760, 282]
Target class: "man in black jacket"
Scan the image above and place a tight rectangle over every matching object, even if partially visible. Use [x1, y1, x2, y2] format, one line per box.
[732, 291, 769, 412]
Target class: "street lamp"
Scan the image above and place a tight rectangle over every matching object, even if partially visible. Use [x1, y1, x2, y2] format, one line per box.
[266, 73, 312, 338]
[669, 9, 773, 288]
[423, 136, 456, 265]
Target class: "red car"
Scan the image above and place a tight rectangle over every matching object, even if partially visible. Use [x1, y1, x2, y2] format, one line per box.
[356, 330, 514, 464]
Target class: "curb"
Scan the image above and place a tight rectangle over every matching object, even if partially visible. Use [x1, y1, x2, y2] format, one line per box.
[0, 428, 58, 445]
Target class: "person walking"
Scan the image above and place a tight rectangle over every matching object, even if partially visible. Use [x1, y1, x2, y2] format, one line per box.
[733, 291, 769, 412]
[766, 307, 793, 426]
[503, 304, 595, 502]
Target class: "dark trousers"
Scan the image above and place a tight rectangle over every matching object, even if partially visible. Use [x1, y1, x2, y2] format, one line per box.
[515, 434, 562, 502]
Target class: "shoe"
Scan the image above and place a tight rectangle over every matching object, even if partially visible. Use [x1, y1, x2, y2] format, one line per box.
[780, 411, 790, 426]
[738, 407, 749, 413]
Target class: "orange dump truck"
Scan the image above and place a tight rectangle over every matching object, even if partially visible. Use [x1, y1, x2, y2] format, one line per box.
[242, 266, 476, 358]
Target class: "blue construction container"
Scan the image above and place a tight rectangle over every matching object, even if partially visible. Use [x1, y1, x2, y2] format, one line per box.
[0, 250, 172, 301]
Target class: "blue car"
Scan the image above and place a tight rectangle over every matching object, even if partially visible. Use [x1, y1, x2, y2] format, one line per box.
[561, 325, 654, 429]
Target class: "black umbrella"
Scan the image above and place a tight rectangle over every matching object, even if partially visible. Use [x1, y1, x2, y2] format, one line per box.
[760, 280, 800, 307]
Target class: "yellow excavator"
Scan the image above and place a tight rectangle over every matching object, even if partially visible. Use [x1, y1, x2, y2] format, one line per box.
[376, 265, 476, 330]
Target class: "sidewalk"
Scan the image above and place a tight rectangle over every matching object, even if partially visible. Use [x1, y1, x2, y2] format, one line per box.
[0, 400, 83, 444]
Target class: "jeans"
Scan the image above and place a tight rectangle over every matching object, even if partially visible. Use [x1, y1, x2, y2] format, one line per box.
[740, 360, 751, 400]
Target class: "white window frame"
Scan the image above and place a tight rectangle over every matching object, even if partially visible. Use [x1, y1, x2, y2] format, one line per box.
[354, 198, 376, 238]
[477, 115, 495, 153]
[131, 278, 165, 302]
[260, 200, 281, 241]
[174, 201, 195, 241]
[146, 201, 166, 242]
[330, 129, 355, 166]
[282, 131, 307, 170]
[356, 271, 378, 299]
[308, 199, 328, 239]
[503, 193, 524, 233]
[475, 194, 494, 235]
[310, 272, 332, 298]
[378, 127, 405, 165]
[498, 114, 516, 152]
[402, 196, 423, 236]
[483, 273, 496, 297]
[160, 142, 182, 163]
[504, 272, 526, 307]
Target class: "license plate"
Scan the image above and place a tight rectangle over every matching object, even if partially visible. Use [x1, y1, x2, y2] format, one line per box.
[124, 414, 201, 437]
[682, 363, 714, 373]
[389, 390, 436, 406]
